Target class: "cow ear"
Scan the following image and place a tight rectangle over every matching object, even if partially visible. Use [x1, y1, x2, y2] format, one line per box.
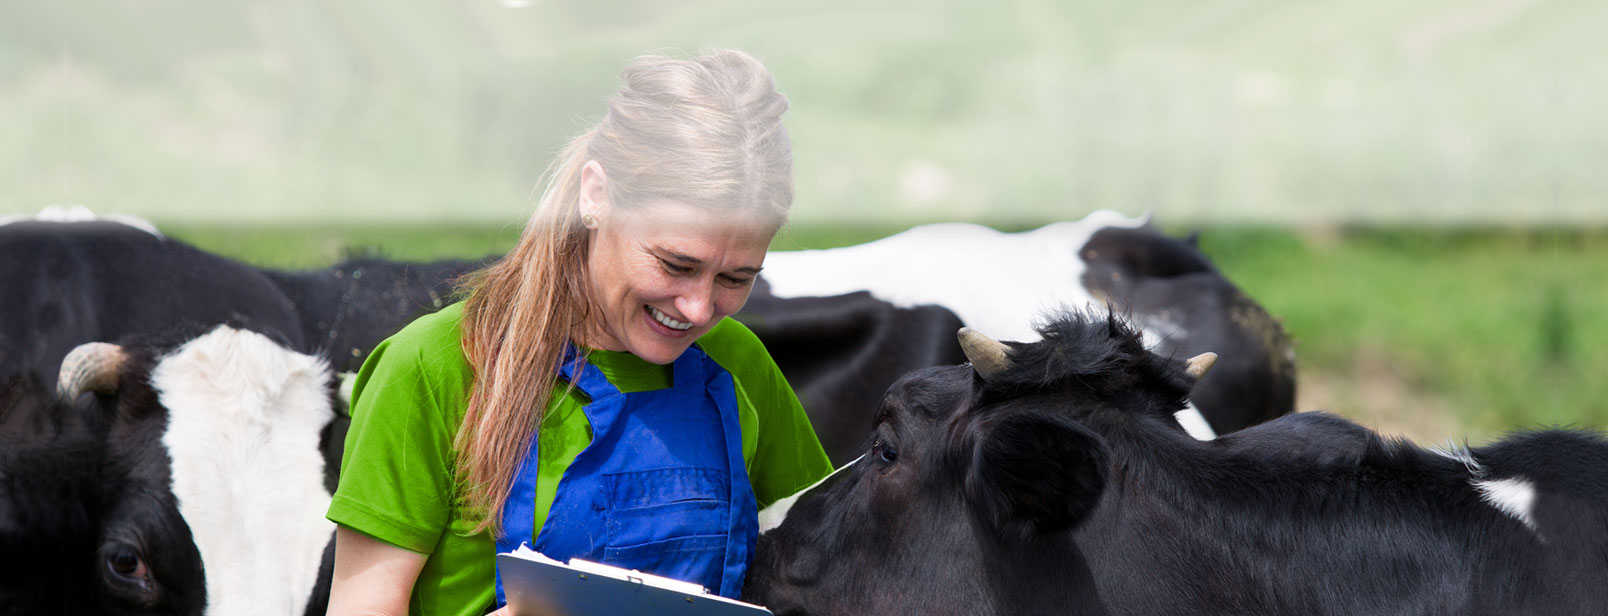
[967, 412, 1108, 540]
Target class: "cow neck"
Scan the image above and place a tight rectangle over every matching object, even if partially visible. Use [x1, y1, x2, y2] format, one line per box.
[1085, 411, 1431, 532]
[1083, 409, 1245, 506]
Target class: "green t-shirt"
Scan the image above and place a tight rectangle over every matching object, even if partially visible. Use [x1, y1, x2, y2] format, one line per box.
[327, 302, 832, 616]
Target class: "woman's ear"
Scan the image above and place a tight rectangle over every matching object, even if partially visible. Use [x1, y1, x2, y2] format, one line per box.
[578, 160, 608, 226]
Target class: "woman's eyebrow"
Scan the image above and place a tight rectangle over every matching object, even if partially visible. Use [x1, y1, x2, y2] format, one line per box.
[656, 248, 764, 275]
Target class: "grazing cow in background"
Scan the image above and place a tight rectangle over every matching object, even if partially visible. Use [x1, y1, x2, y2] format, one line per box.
[735, 288, 966, 464]
[745, 312, 1608, 615]
[758, 210, 1296, 437]
[260, 254, 491, 373]
[1, 326, 340, 615]
[0, 211, 304, 386]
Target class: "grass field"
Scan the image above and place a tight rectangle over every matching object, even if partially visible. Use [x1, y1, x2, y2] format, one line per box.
[165, 223, 1608, 444]
[6, 1, 1606, 225]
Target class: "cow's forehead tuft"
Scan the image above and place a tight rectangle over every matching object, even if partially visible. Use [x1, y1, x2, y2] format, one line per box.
[149, 325, 331, 419]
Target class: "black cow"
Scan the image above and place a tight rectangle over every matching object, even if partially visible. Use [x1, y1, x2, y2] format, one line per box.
[745, 311, 1608, 615]
[0, 217, 304, 386]
[736, 286, 966, 464]
[1078, 224, 1294, 431]
[1, 210, 486, 382]
[260, 254, 490, 373]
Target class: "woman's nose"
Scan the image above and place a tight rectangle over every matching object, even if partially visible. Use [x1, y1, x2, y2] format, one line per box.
[674, 281, 716, 325]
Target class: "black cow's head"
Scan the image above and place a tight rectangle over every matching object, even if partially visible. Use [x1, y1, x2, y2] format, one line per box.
[0, 376, 206, 614]
[743, 311, 1214, 616]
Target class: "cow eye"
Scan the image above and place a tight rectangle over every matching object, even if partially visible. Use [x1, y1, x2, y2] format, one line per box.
[109, 547, 144, 576]
[101, 543, 152, 591]
[872, 438, 899, 464]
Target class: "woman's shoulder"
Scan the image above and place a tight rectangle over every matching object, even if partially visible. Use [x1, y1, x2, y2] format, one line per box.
[383, 301, 467, 358]
[697, 317, 788, 393]
[697, 317, 768, 366]
[361, 301, 471, 385]
[348, 301, 474, 425]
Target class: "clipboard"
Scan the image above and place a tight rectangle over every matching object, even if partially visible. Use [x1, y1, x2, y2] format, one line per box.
[496, 545, 773, 616]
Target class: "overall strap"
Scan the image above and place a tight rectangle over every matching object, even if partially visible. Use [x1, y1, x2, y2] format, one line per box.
[493, 427, 542, 603]
[494, 343, 619, 603]
[672, 343, 708, 390]
[701, 350, 759, 598]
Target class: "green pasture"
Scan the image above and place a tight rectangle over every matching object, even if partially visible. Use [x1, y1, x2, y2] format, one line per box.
[167, 223, 1608, 444]
[6, 0, 1606, 225]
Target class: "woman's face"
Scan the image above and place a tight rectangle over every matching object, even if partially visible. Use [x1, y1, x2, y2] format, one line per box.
[583, 199, 775, 364]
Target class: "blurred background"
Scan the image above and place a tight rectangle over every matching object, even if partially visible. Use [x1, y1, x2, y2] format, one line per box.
[3, 0, 1604, 441]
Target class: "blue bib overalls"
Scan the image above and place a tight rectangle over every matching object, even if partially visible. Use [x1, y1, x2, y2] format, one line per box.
[492, 344, 759, 606]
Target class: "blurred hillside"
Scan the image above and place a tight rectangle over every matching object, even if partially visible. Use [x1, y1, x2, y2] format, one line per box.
[6, 2, 1605, 442]
[3, 0, 1605, 224]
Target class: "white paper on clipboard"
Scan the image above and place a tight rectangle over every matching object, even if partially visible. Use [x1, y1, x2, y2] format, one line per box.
[497, 544, 773, 616]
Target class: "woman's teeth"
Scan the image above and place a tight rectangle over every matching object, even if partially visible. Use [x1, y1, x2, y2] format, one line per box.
[648, 306, 694, 330]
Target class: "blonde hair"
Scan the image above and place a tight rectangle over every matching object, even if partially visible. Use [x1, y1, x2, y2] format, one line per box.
[456, 49, 793, 533]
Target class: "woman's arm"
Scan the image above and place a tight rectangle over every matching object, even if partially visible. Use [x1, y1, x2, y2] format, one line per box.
[326, 525, 427, 616]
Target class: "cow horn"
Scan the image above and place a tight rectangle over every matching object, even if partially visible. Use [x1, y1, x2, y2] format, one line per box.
[57, 342, 127, 399]
[1185, 352, 1217, 380]
[958, 327, 1012, 380]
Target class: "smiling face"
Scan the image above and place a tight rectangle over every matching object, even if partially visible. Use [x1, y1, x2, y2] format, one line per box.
[581, 198, 775, 364]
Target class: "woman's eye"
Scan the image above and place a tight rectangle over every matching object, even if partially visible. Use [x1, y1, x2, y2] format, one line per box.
[719, 275, 755, 288]
[872, 438, 899, 463]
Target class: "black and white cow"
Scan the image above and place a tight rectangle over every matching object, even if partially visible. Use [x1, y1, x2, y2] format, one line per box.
[745, 311, 1608, 615]
[757, 210, 1297, 439]
[9, 326, 342, 615]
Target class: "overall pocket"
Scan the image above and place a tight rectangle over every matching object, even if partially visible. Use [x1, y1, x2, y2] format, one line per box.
[601, 467, 731, 577]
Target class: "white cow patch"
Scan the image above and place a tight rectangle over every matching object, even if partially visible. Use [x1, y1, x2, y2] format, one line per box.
[0, 204, 162, 237]
[149, 326, 335, 615]
[1430, 444, 1541, 534]
[1174, 404, 1218, 440]
[759, 456, 862, 535]
[764, 210, 1146, 344]
[1474, 477, 1539, 532]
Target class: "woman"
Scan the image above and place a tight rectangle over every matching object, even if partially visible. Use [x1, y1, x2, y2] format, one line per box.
[326, 49, 833, 616]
